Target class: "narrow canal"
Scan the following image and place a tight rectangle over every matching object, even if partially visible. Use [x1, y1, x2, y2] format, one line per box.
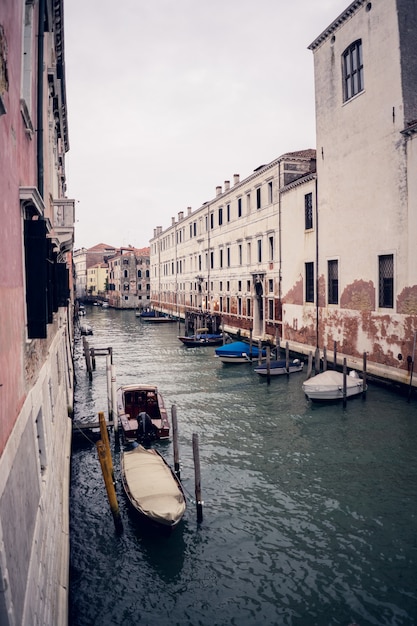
[69, 306, 417, 626]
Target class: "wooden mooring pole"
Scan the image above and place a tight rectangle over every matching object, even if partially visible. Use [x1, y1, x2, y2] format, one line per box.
[362, 352, 367, 400]
[96, 440, 123, 533]
[172, 405, 180, 479]
[265, 346, 271, 384]
[83, 337, 93, 380]
[343, 358, 347, 408]
[192, 433, 203, 523]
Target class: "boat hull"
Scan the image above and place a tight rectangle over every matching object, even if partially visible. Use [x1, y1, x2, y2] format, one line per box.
[215, 341, 266, 364]
[178, 334, 223, 347]
[302, 370, 365, 400]
[254, 359, 304, 376]
[121, 445, 186, 530]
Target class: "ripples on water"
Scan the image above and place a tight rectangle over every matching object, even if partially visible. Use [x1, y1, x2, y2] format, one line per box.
[69, 307, 417, 626]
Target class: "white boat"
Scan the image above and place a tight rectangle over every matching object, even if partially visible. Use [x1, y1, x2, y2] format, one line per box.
[254, 358, 304, 376]
[121, 444, 186, 530]
[302, 369, 366, 401]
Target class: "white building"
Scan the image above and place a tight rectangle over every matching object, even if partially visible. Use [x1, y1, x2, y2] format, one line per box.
[150, 0, 417, 388]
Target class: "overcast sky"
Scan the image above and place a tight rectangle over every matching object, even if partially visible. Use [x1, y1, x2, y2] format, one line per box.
[64, 0, 350, 251]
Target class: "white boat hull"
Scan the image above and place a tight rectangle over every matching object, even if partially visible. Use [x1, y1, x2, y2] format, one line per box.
[302, 370, 365, 400]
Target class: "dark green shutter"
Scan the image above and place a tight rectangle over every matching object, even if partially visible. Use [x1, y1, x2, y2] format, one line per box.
[24, 219, 48, 339]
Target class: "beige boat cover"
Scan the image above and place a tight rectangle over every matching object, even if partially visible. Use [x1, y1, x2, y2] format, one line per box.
[123, 446, 186, 525]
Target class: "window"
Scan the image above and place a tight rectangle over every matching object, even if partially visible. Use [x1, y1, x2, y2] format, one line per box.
[379, 254, 393, 308]
[210, 213, 214, 229]
[268, 181, 273, 204]
[218, 207, 223, 226]
[269, 236, 274, 261]
[219, 249, 223, 268]
[305, 193, 313, 230]
[238, 198, 242, 217]
[305, 262, 314, 302]
[246, 193, 251, 212]
[268, 299, 274, 320]
[210, 251, 214, 269]
[226, 204, 230, 222]
[238, 297, 242, 316]
[343, 40, 364, 102]
[268, 279, 273, 293]
[328, 260, 339, 304]
[227, 247, 230, 267]
[247, 298, 251, 317]
[256, 187, 261, 209]
[238, 244, 242, 265]
[257, 239, 262, 263]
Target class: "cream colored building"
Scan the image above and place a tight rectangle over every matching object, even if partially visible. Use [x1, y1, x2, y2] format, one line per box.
[86, 263, 108, 297]
[150, 150, 316, 339]
[150, 0, 417, 388]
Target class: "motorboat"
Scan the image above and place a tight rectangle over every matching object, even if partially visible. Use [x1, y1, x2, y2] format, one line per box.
[178, 328, 223, 347]
[302, 369, 366, 401]
[117, 384, 170, 442]
[254, 358, 304, 376]
[121, 444, 186, 530]
[215, 341, 266, 364]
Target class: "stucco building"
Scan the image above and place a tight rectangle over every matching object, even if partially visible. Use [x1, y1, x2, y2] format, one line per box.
[150, 0, 417, 389]
[0, 1, 74, 624]
[107, 246, 151, 309]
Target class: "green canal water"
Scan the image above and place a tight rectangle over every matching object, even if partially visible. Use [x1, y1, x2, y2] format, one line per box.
[69, 306, 417, 626]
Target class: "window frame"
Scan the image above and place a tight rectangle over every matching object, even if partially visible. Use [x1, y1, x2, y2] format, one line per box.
[343, 40, 364, 102]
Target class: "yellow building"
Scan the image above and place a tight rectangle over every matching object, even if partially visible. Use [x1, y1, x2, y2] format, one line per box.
[87, 263, 108, 297]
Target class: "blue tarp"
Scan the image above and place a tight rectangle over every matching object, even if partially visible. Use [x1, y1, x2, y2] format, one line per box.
[215, 341, 266, 357]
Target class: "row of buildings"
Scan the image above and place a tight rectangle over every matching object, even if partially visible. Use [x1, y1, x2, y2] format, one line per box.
[148, 0, 417, 390]
[0, 0, 74, 624]
[73, 244, 151, 308]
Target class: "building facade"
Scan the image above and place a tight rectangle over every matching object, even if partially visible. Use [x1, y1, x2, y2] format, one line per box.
[107, 246, 151, 309]
[150, 0, 417, 389]
[0, 1, 75, 624]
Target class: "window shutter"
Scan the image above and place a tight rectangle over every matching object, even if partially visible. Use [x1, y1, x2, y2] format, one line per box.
[24, 219, 48, 338]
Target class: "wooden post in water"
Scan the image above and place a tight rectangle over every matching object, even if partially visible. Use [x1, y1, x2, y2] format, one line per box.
[172, 405, 180, 479]
[90, 347, 96, 370]
[408, 331, 416, 403]
[192, 433, 203, 523]
[333, 341, 337, 370]
[111, 364, 118, 433]
[314, 347, 320, 374]
[98, 411, 114, 480]
[342, 358, 347, 408]
[275, 329, 280, 358]
[266, 346, 271, 384]
[83, 337, 93, 380]
[106, 353, 112, 421]
[307, 351, 313, 379]
[96, 440, 122, 533]
[285, 342, 290, 376]
[362, 352, 367, 400]
[323, 347, 327, 371]
[249, 329, 253, 360]
[258, 340, 263, 365]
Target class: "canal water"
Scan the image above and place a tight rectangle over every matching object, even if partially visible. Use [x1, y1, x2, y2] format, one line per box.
[69, 306, 417, 626]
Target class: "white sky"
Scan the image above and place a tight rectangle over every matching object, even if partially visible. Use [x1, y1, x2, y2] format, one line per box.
[64, 0, 350, 250]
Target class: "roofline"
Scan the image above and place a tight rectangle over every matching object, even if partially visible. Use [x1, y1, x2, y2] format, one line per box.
[308, 0, 366, 51]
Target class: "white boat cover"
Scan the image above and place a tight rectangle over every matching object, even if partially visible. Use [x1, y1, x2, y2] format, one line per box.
[302, 370, 364, 399]
[123, 446, 186, 526]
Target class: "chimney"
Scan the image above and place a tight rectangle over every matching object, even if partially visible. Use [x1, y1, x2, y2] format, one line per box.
[233, 174, 240, 185]
[171, 217, 175, 226]
[187, 206, 192, 215]
[178, 211, 184, 221]
[216, 185, 222, 196]
[224, 180, 230, 191]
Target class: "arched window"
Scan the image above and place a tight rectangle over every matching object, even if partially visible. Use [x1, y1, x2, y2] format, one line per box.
[342, 40, 364, 101]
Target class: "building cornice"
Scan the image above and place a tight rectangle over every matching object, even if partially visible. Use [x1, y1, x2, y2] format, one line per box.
[308, 0, 366, 51]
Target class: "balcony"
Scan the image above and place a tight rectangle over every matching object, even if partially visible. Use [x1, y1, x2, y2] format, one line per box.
[53, 198, 75, 254]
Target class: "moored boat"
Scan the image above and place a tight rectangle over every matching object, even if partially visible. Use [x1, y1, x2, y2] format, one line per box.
[302, 369, 366, 401]
[215, 341, 266, 364]
[254, 358, 304, 376]
[117, 384, 170, 442]
[121, 444, 186, 530]
[178, 329, 223, 347]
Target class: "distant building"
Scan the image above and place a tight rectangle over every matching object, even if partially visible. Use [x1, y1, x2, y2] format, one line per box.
[74, 243, 116, 299]
[107, 246, 150, 309]
[86, 263, 109, 297]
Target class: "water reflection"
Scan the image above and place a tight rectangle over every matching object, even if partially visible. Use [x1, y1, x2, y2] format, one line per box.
[70, 306, 417, 626]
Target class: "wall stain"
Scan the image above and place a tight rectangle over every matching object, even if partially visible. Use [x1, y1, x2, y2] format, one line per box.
[397, 285, 417, 315]
[340, 279, 375, 310]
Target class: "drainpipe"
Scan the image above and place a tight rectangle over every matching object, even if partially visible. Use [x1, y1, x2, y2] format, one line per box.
[315, 176, 319, 348]
[37, 0, 45, 198]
